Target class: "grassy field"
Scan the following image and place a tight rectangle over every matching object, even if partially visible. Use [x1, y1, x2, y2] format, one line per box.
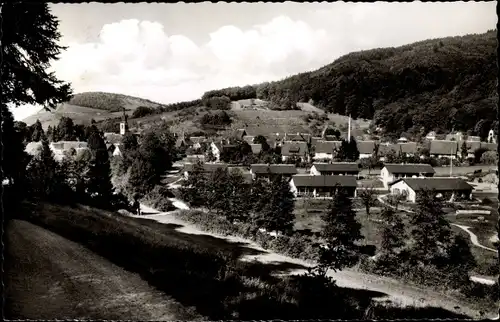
[294, 197, 498, 278]
[294, 198, 386, 248]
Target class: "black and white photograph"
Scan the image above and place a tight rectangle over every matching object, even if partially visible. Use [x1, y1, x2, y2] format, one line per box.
[2, 1, 499, 320]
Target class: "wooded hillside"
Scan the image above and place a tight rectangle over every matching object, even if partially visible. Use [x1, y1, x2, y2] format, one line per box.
[252, 30, 497, 138]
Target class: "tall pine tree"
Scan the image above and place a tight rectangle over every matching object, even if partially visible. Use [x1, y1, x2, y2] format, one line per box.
[86, 131, 114, 208]
[31, 119, 45, 142]
[409, 189, 453, 266]
[318, 186, 363, 274]
[257, 177, 295, 234]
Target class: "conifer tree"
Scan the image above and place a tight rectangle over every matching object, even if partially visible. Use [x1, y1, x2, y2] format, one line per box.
[86, 131, 114, 208]
[409, 189, 452, 265]
[257, 177, 295, 234]
[318, 186, 363, 274]
[31, 119, 45, 142]
[380, 206, 407, 252]
[180, 161, 208, 207]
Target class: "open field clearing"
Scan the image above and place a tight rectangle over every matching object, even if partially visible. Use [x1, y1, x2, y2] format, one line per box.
[4, 219, 201, 320]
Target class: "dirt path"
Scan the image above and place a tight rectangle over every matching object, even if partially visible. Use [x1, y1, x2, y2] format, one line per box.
[136, 204, 496, 319]
[451, 224, 498, 253]
[4, 219, 202, 320]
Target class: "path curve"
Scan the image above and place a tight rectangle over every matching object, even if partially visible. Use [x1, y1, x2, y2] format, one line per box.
[136, 203, 496, 319]
[5, 219, 201, 320]
[451, 224, 497, 253]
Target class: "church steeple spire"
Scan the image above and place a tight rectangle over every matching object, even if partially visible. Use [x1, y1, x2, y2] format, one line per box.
[120, 108, 129, 135]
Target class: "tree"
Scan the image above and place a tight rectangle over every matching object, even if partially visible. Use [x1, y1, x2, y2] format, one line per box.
[205, 168, 231, 215]
[226, 168, 251, 222]
[46, 125, 54, 142]
[358, 186, 377, 216]
[205, 148, 216, 162]
[335, 138, 359, 162]
[26, 134, 67, 201]
[480, 150, 498, 165]
[138, 131, 170, 184]
[180, 161, 208, 207]
[409, 189, 452, 266]
[127, 156, 158, 197]
[121, 132, 139, 167]
[460, 141, 468, 161]
[317, 187, 363, 275]
[55, 116, 76, 141]
[253, 135, 271, 152]
[2, 3, 72, 108]
[86, 131, 115, 208]
[2, 3, 72, 213]
[256, 177, 295, 235]
[2, 105, 30, 188]
[444, 234, 477, 286]
[379, 207, 407, 252]
[31, 119, 45, 142]
[384, 149, 397, 164]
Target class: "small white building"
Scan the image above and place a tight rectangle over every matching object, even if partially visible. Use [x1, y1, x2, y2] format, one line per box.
[429, 140, 459, 159]
[380, 163, 435, 189]
[312, 141, 342, 161]
[357, 141, 377, 159]
[389, 177, 473, 203]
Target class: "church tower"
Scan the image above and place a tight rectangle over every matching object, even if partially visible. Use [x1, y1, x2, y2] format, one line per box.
[120, 108, 129, 135]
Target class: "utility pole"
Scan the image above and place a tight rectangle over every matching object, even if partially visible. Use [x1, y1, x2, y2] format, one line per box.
[450, 143, 453, 177]
[347, 114, 351, 143]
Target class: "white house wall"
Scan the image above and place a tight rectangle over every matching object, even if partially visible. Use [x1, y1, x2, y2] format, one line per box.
[313, 153, 333, 160]
[389, 180, 416, 202]
[310, 166, 321, 176]
[359, 153, 372, 159]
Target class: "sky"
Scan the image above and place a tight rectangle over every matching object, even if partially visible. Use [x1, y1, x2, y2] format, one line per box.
[12, 1, 497, 121]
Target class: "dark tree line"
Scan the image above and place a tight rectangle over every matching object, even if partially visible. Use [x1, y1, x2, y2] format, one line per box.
[252, 31, 496, 137]
[16, 117, 102, 144]
[201, 85, 257, 102]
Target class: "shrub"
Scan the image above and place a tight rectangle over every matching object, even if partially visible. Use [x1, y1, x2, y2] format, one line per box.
[141, 185, 176, 212]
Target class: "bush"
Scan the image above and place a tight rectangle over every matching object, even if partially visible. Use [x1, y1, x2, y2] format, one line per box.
[132, 106, 155, 119]
[141, 185, 176, 212]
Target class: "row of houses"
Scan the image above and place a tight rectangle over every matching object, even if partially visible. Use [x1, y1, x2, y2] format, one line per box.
[182, 131, 497, 163]
[182, 162, 475, 202]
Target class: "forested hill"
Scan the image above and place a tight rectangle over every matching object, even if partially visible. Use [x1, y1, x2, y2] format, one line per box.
[256, 30, 497, 138]
[204, 30, 497, 139]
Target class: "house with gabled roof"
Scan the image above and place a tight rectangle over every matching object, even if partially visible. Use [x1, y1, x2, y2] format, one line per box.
[357, 141, 377, 159]
[313, 141, 342, 161]
[380, 163, 435, 189]
[389, 177, 473, 203]
[286, 133, 311, 143]
[310, 162, 360, 177]
[429, 140, 459, 159]
[189, 136, 208, 150]
[289, 174, 357, 198]
[250, 164, 297, 181]
[281, 141, 309, 162]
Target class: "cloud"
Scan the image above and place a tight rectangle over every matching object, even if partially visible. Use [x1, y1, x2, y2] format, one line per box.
[11, 2, 496, 120]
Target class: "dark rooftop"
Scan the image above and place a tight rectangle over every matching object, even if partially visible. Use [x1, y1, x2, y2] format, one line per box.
[291, 175, 357, 188]
[312, 162, 360, 173]
[390, 177, 473, 191]
[383, 163, 435, 174]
